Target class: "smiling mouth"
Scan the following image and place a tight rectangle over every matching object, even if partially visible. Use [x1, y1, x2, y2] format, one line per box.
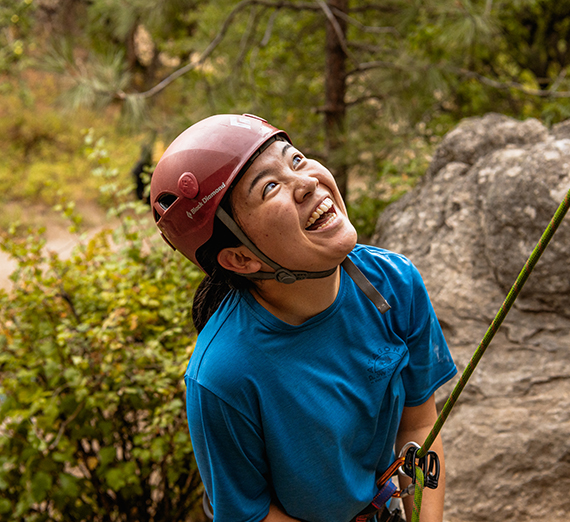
[305, 197, 337, 230]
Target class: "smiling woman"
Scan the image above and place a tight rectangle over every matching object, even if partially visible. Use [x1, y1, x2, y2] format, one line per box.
[149, 114, 457, 522]
[226, 138, 357, 282]
[304, 197, 335, 229]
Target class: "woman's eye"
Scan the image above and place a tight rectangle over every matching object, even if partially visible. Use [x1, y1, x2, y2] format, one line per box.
[263, 182, 278, 198]
[292, 154, 303, 168]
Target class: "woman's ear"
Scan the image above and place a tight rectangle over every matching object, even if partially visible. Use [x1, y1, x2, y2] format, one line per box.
[217, 246, 263, 274]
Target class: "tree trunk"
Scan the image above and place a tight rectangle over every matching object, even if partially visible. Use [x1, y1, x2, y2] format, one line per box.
[324, 0, 348, 198]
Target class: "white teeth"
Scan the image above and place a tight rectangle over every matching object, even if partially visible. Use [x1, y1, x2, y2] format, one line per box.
[305, 197, 334, 228]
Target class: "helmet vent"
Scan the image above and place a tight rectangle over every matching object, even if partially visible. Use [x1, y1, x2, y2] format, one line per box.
[158, 193, 178, 211]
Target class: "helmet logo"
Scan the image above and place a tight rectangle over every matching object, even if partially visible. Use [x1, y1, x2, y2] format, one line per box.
[185, 181, 227, 220]
[178, 172, 199, 199]
[230, 116, 252, 129]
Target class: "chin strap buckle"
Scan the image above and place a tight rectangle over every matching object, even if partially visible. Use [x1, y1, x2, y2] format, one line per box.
[275, 268, 298, 284]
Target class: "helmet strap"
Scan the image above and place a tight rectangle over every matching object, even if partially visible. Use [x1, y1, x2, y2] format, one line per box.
[340, 257, 391, 314]
[215, 206, 337, 284]
[216, 207, 393, 315]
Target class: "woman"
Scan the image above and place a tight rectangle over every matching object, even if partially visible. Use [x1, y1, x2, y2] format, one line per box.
[150, 114, 456, 522]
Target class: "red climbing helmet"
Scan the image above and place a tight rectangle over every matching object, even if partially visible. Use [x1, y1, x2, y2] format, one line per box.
[150, 114, 289, 269]
[150, 113, 392, 300]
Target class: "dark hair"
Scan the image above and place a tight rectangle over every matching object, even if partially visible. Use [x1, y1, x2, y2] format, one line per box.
[192, 210, 254, 333]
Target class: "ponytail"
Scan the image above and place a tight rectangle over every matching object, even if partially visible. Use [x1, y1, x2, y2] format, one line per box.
[192, 214, 253, 332]
[192, 273, 232, 333]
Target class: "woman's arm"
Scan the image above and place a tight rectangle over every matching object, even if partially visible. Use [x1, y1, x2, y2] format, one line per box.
[395, 395, 445, 522]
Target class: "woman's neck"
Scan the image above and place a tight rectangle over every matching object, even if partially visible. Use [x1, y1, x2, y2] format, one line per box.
[249, 268, 341, 326]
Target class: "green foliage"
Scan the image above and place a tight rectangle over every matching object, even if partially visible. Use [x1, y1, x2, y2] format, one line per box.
[196, 3, 326, 147]
[406, 0, 570, 122]
[9, 0, 570, 245]
[39, 0, 205, 126]
[348, 157, 426, 240]
[0, 135, 205, 521]
[0, 78, 144, 216]
[0, 0, 35, 73]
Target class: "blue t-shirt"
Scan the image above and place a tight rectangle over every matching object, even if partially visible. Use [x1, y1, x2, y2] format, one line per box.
[185, 245, 456, 522]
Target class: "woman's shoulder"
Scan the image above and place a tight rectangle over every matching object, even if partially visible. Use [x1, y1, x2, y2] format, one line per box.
[345, 244, 428, 319]
[349, 244, 417, 277]
[187, 290, 260, 386]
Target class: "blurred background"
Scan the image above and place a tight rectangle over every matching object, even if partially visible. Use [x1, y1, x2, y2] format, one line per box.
[2, 1, 570, 520]
[4, 0, 570, 241]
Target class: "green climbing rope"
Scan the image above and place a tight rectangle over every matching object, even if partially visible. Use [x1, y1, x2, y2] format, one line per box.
[418, 186, 570, 460]
[411, 467, 424, 522]
[408, 186, 570, 521]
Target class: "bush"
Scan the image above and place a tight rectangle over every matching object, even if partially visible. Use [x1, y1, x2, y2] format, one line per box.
[0, 135, 206, 521]
[0, 78, 144, 214]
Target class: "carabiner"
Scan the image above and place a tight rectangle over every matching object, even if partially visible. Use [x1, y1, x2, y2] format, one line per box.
[398, 442, 440, 490]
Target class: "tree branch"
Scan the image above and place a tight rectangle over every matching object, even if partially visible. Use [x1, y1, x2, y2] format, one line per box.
[545, 67, 567, 93]
[260, 7, 280, 47]
[124, 0, 257, 100]
[315, 0, 360, 68]
[454, 67, 570, 98]
[330, 7, 399, 36]
[101, 0, 403, 103]
[59, 288, 80, 323]
[235, 4, 262, 71]
[347, 60, 404, 76]
[121, 0, 323, 101]
[49, 401, 84, 451]
[346, 4, 401, 14]
[346, 93, 387, 107]
[110, 0, 570, 107]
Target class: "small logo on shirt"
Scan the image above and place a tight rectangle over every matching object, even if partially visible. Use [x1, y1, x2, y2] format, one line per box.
[367, 346, 401, 383]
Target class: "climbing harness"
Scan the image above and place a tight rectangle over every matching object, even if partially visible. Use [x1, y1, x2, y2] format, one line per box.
[363, 186, 570, 522]
[351, 443, 438, 522]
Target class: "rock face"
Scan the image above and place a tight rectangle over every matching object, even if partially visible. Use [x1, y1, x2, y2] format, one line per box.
[372, 113, 570, 522]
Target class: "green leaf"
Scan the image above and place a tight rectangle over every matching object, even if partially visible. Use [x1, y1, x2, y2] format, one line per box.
[150, 436, 167, 461]
[31, 471, 52, 503]
[0, 498, 11, 514]
[99, 446, 116, 467]
[104, 468, 127, 491]
[59, 473, 80, 498]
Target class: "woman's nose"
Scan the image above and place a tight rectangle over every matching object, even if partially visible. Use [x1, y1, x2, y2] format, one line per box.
[294, 175, 319, 202]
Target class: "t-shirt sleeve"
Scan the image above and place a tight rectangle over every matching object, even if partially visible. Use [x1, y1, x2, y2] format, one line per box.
[186, 378, 271, 522]
[401, 263, 457, 406]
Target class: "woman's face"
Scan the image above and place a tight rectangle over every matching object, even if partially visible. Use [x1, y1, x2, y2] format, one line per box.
[230, 140, 357, 273]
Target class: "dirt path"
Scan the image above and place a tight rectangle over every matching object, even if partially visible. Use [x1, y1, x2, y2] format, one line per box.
[0, 202, 110, 292]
